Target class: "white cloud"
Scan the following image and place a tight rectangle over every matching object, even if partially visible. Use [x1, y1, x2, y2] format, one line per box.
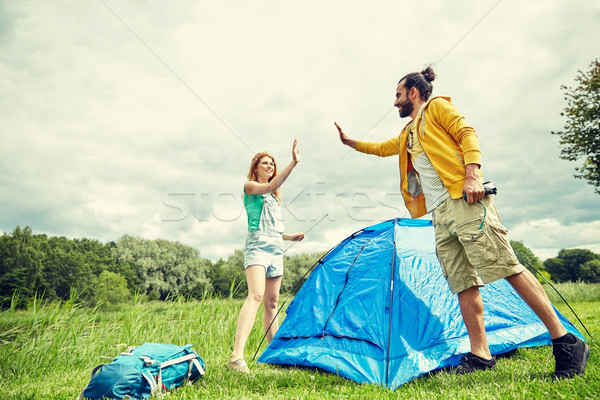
[510, 218, 600, 260]
[1, 0, 599, 261]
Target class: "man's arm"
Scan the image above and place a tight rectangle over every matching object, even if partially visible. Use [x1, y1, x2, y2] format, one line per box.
[430, 99, 481, 166]
[429, 99, 484, 204]
[335, 122, 399, 157]
[463, 163, 485, 204]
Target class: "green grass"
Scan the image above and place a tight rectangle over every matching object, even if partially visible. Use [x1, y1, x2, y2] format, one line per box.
[0, 284, 598, 400]
[544, 281, 600, 303]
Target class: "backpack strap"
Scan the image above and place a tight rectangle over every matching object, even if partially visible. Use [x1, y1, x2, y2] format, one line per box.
[87, 363, 106, 380]
[136, 356, 163, 397]
[160, 353, 198, 369]
[150, 352, 205, 392]
[159, 353, 205, 380]
[140, 356, 157, 366]
[141, 370, 159, 395]
[192, 358, 205, 376]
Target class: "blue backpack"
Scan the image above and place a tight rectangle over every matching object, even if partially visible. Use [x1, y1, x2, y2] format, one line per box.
[79, 342, 206, 400]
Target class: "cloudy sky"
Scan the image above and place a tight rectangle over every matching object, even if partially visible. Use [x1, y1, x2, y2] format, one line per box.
[1, 0, 599, 261]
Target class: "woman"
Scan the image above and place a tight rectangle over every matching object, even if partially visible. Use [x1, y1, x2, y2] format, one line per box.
[227, 139, 304, 373]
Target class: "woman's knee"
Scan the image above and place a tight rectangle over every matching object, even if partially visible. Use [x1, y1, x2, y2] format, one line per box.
[263, 295, 278, 310]
[247, 290, 264, 304]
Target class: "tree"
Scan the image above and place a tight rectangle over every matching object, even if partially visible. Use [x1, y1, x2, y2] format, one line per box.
[0, 227, 47, 303]
[38, 236, 114, 302]
[282, 252, 324, 293]
[510, 240, 551, 283]
[0, 226, 217, 307]
[552, 59, 600, 194]
[208, 250, 247, 298]
[579, 259, 600, 283]
[544, 248, 600, 282]
[0, 228, 29, 304]
[111, 235, 212, 300]
[543, 258, 568, 283]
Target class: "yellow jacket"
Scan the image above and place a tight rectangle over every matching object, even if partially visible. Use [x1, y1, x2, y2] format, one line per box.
[355, 96, 482, 218]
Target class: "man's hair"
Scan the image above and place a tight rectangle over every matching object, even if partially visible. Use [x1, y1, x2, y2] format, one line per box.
[398, 66, 436, 101]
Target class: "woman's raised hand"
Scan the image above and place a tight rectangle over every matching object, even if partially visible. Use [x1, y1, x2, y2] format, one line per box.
[292, 139, 300, 164]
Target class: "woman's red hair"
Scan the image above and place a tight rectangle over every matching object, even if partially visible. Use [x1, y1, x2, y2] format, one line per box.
[247, 152, 281, 202]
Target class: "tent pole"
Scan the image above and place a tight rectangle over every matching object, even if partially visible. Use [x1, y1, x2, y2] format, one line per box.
[516, 255, 593, 339]
[385, 219, 398, 387]
[251, 215, 341, 362]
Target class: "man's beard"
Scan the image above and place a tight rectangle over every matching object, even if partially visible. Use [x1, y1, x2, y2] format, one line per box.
[398, 98, 414, 118]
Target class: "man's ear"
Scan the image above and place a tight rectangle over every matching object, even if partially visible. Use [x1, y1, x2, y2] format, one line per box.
[409, 87, 417, 100]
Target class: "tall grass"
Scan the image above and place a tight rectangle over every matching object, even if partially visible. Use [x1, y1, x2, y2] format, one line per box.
[0, 289, 102, 379]
[0, 290, 244, 398]
[544, 281, 600, 303]
[0, 285, 598, 399]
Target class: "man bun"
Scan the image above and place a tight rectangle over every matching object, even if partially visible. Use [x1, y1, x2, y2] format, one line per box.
[421, 66, 436, 83]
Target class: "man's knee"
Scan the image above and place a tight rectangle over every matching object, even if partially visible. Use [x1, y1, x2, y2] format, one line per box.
[458, 286, 484, 310]
[505, 268, 537, 288]
[458, 285, 480, 297]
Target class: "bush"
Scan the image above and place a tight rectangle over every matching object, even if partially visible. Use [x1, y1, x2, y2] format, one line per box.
[95, 271, 131, 307]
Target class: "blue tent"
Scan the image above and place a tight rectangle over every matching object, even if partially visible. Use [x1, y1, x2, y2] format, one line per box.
[258, 218, 583, 389]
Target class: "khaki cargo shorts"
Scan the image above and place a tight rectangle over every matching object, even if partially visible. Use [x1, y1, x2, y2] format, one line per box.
[432, 196, 524, 294]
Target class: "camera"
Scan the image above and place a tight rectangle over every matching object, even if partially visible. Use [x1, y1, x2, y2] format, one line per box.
[463, 181, 497, 201]
[483, 180, 497, 196]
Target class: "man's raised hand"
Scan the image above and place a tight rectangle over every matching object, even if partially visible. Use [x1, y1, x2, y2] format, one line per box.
[334, 122, 356, 148]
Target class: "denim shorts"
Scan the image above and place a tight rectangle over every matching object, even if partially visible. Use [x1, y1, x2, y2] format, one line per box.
[432, 196, 524, 295]
[243, 231, 284, 278]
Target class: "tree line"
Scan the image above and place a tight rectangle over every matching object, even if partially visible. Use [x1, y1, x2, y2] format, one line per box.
[483, 240, 599, 285]
[1, 226, 598, 309]
[0, 226, 322, 308]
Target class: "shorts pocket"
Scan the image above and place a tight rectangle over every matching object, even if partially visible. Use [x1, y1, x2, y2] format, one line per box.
[434, 246, 449, 279]
[487, 222, 519, 265]
[456, 219, 499, 268]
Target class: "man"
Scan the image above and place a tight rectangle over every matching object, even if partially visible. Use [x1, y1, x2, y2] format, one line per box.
[334, 66, 590, 378]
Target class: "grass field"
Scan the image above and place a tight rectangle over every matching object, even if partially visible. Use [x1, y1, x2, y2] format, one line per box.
[0, 283, 598, 400]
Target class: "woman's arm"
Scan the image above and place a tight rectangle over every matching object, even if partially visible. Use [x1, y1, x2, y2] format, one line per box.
[282, 232, 305, 241]
[244, 139, 300, 195]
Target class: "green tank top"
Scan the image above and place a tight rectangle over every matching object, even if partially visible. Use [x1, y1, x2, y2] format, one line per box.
[243, 192, 284, 234]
